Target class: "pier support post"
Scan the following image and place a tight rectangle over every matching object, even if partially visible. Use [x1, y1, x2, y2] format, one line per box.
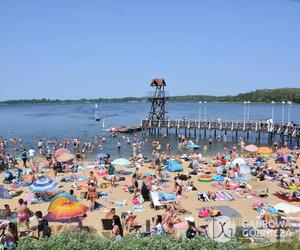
[281, 135, 284, 145]
[289, 136, 292, 146]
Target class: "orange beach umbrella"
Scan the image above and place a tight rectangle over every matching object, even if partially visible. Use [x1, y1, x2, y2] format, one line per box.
[257, 147, 272, 155]
[48, 201, 88, 220]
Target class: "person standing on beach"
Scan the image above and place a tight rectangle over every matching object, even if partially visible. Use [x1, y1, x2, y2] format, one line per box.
[37, 140, 43, 155]
[107, 163, 116, 187]
[87, 181, 96, 211]
[16, 199, 30, 231]
[132, 173, 139, 198]
[52, 158, 59, 179]
[21, 149, 28, 168]
[87, 171, 98, 186]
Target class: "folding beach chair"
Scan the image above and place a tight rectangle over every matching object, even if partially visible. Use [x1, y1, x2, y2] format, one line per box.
[101, 219, 113, 230]
[150, 191, 164, 210]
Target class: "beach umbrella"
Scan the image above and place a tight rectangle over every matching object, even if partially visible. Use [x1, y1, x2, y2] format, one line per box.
[44, 214, 84, 223]
[29, 176, 58, 193]
[48, 193, 78, 212]
[57, 153, 74, 162]
[245, 144, 258, 153]
[111, 158, 131, 166]
[48, 201, 88, 220]
[257, 147, 272, 155]
[97, 153, 110, 159]
[231, 157, 247, 167]
[0, 186, 12, 199]
[55, 148, 70, 157]
[239, 165, 251, 175]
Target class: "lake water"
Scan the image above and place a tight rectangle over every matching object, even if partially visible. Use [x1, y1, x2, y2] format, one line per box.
[0, 102, 299, 159]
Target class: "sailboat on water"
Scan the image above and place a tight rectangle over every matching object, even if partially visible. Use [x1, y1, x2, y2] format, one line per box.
[94, 104, 101, 121]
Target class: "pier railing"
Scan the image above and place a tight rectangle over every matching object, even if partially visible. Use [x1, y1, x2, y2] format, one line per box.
[141, 119, 300, 138]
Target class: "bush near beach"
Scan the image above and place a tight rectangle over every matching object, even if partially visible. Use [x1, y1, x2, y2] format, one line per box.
[16, 232, 300, 250]
[17, 233, 243, 250]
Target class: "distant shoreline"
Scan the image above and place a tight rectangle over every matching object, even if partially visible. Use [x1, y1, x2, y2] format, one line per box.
[1, 87, 299, 104]
[1, 101, 299, 106]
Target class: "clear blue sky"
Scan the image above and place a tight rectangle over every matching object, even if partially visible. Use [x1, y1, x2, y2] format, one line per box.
[0, 0, 299, 100]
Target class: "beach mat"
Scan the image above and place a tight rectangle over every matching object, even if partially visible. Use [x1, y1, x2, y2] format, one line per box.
[199, 205, 241, 220]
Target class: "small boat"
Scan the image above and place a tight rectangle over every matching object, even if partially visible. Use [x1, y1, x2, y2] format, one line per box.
[118, 127, 130, 133]
[119, 125, 142, 133]
[103, 127, 121, 132]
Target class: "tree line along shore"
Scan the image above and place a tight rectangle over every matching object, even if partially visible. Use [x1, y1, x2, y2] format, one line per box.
[1, 88, 300, 104]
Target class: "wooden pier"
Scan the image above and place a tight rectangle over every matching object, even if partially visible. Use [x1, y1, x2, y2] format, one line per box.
[141, 119, 300, 145]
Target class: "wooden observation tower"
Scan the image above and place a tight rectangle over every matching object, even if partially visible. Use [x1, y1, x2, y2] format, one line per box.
[148, 78, 168, 121]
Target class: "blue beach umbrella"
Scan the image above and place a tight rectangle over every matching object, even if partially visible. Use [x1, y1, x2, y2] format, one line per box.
[29, 176, 58, 193]
[111, 158, 131, 167]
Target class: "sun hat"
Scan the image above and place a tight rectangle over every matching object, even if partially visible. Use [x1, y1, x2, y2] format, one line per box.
[185, 216, 195, 223]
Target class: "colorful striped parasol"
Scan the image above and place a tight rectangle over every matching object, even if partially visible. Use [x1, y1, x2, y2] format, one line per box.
[57, 153, 74, 162]
[48, 193, 78, 212]
[44, 214, 84, 223]
[55, 148, 70, 157]
[48, 201, 88, 220]
[29, 176, 57, 193]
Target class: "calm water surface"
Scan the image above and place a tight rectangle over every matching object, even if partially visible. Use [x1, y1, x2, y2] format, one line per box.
[0, 102, 299, 159]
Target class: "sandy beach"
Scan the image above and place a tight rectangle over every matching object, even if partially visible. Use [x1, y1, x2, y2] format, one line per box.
[1, 148, 299, 241]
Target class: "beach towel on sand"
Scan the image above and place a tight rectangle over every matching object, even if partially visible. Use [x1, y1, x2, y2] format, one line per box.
[273, 192, 300, 202]
[274, 203, 300, 214]
[198, 192, 234, 202]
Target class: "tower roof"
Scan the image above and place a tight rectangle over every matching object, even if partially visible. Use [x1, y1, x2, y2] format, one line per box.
[151, 78, 166, 86]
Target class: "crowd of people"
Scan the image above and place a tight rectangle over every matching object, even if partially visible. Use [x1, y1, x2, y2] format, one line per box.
[0, 133, 300, 249]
